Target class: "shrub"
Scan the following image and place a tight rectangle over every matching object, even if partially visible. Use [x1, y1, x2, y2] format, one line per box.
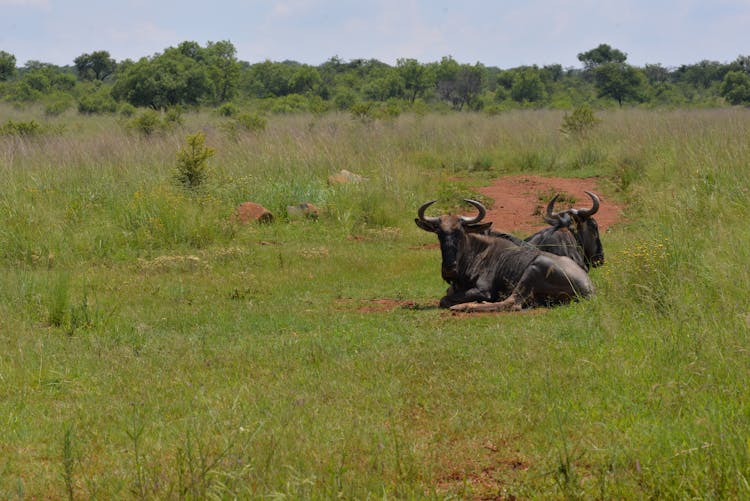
[349, 102, 375, 122]
[175, 132, 215, 189]
[235, 112, 266, 132]
[77, 87, 118, 114]
[119, 103, 136, 117]
[126, 109, 179, 136]
[222, 112, 267, 138]
[44, 93, 75, 116]
[217, 103, 238, 117]
[164, 107, 184, 126]
[560, 104, 600, 138]
[0, 119, 44, 137]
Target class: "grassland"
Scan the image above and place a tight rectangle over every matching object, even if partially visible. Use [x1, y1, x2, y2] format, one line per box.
[1, 106, 749, 499]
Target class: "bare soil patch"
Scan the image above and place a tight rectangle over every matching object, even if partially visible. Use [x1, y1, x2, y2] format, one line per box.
[337, 298, 437, 313]
[475, 175, 624, 236]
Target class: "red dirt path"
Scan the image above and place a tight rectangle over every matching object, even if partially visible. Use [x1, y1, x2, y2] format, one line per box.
[475, 174, 624, 236]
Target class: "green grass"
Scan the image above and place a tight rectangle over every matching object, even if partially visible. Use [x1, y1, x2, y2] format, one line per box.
[1, 105, 749, 498]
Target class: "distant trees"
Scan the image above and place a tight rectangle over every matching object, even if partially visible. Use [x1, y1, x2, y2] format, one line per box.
[720, 71, 750, 105]
[2, 41, 749, 113]
[396, 58, 432, 103]
[112, 41, 241, 108]
[434, 57, 484, 110]
[594, 63, 646, 106]
[575, 44, 646, 106]
[74, 51, 116, 81]
[0, 51, 16, 81]
[578, 44, 627, 71]
[510, 67, 547, 103]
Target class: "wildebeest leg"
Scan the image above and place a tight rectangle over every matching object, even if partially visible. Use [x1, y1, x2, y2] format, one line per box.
[449, 295, 523, 312]
[439, 285, 493, 308]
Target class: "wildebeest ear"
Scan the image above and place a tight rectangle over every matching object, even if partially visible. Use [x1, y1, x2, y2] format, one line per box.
[465, 221, 493, 233]
[415, 218, 438, 232]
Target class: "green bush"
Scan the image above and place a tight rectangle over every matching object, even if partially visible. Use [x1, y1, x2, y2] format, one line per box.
[44, 93, 75, 116]
[235, 112, 266, 131]
[560, 104, 600, 138]
[217, 103, 238, 117]
[175, 131, 215, 189]
[0, 119, 44, 137]
[118, 103, 136, 117]
[164, 107, 184, 126]
[125, 109, 180, 136]
[222, 112, 267, 138]
[77, 89, 118, 114]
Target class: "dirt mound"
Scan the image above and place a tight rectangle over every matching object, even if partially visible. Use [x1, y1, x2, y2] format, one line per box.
[475, 175, 624, 236]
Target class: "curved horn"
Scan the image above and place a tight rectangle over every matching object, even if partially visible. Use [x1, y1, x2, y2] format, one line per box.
[573, 191, 600, 218]
[460, 199, 486, 224]
[543, 193, 562, 225]
[417, 200, 440, 223]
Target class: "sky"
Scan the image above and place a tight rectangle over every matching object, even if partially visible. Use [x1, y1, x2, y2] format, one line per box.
[1, 0, 748, 69]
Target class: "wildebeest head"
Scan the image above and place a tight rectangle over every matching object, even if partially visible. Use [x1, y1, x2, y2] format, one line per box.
[415, 199, 492, 282]
[545, 191, 604, 267]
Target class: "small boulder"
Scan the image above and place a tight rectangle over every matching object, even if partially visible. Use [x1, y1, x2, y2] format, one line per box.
[287, 202, 320, 220]
[327, 169, 367, 185]
[232, 202, 273, 224]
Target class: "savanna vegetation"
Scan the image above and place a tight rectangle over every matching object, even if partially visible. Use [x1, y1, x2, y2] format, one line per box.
[1, 42, 750, 119]
[1, 98, 749, 498]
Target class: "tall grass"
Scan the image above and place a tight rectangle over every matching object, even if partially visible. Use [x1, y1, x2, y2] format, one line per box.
[1, 104, 749, 498]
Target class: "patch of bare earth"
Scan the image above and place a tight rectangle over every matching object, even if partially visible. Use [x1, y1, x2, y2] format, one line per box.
[433, 438, 530, 500]
[337, 298, 436, 312]
[475, 174, 624, 236]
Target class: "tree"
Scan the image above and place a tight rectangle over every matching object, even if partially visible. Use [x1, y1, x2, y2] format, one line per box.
[730, 55, 750, 73]
[74, 50, 116, 81]
[510, 67, 548, 103]
[204, 40, 241, 102]
[673, 60, 728, 89]
[577, 44, 627, 70]
[396, 58, 432, 103]
[720, 71, 750, 105]
[434, 57, 484, 110]
[363, 70, 403, 101]
[242, 60, 294, 97]
[594, 63, 646, 106]
[289, 65, 321, 95]
[112, 50, 211, 108]
[643, 63, 670, 84]
[0, 50, 16, 81]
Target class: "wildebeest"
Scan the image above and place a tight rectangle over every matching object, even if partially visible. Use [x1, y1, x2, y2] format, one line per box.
[486, 191, 604, 272]
[525, 191, 604, 271]
[416, 199, 593, 312]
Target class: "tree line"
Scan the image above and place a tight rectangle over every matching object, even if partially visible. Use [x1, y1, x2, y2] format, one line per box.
[1, 42, 749, 116]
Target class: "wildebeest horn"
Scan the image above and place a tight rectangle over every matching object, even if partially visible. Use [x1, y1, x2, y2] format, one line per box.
[461, 199, 486, 224]
[572, 191, 600, 218]
[417, 200, 440, 223]
[544, 193, 562, 225]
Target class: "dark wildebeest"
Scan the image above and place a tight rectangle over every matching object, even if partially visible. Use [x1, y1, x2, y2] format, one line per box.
[416, 199, 593, 312]
[524, 191, 604, 271]
[486, 191, 604, 272]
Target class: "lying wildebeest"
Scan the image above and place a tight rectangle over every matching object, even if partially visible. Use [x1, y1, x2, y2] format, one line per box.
[524, 191, 604, 271]
[416, 199, 593, 312]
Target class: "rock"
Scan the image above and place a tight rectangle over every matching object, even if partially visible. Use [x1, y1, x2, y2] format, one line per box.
[232, 202, 273, 224]
[286, 202, 320, 220]
[327, 169, 367, 185]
